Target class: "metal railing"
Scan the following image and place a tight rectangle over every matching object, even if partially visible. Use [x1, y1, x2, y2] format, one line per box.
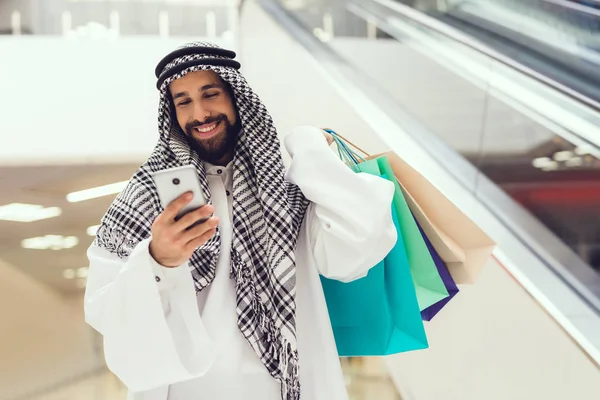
[377, 0, 600, 112]
[441, 0, 600, 98]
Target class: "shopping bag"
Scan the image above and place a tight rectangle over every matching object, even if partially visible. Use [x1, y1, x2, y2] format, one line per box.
[416, 219, 459, 321]
[328, 132, 450, 311]
[371, 152, 496, 284]
[367, 157, 450, 310]
[320, 177, 428, 356]
[326, 129, 495, 284]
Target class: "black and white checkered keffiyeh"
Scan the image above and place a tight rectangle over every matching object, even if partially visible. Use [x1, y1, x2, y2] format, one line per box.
[94, 42, 309, 399]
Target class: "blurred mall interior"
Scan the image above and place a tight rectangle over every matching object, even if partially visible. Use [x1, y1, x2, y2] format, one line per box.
[1, 0, 600, 399]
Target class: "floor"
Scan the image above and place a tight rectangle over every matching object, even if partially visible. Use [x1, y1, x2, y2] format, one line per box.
[28, 358, 401, 400]
[342, 357, 402, 400]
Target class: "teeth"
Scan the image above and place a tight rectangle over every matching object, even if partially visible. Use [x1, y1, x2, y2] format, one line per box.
[196, 123, 217, 133]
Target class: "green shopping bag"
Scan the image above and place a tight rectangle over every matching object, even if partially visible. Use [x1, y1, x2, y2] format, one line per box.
[363, 157, 449, 310]
[320, 165, 428, 356]
[329, 131, 449, 311]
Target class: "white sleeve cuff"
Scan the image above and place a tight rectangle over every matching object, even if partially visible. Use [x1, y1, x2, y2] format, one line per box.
[135, 238, 188, 292]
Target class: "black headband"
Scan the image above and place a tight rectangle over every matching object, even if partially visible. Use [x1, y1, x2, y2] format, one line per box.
[155, 46, 241, 90]
[154, 46, 237, 78]
[155, 58, 242, 90]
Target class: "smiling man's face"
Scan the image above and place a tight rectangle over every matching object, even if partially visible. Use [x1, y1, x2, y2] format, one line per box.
[169, 70, 240, 165]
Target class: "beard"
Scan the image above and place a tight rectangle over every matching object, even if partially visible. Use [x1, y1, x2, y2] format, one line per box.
[183, 114, 241, 165]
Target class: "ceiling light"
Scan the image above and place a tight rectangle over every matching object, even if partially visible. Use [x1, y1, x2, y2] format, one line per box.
[66, 181, 128, 203]
[21, 235, 79, 250]
[0, 203, 62, 222]
[76, 267, 89, 279]
[565, 157, 583, 167]
[553, 151, 573, 162]
[532, 157, 552, 168]
[574, 146, 592, 156]
[541, 161, 559, 171]
[87, 225, 100, 236]
[63, 269, 75, 279]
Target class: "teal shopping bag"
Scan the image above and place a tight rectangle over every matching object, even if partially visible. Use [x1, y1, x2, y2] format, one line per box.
[320, 162, 428, 356]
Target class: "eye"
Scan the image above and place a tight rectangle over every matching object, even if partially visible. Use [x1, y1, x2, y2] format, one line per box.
[176, 99, 191, 107]
[205, 92, 220, 99]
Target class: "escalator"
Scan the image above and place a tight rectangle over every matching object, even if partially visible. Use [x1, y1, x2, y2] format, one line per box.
[432, 0, 600, 103]
[257, 0, 600, 396]
[261, 0, 600, 298]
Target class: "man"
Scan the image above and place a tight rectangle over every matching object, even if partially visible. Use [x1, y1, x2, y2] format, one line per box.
[84, 42, 396, 400]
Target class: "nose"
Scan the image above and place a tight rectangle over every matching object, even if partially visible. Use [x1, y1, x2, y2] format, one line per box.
[192, 102, 211, 123]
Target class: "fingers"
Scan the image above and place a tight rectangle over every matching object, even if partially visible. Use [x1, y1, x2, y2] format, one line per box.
[176, 204, 215, 230]
[321, 129, 334, 145]
[184, 225, 218, 253]
[160, 192, 194, 222]
[181, 216, 219, 243]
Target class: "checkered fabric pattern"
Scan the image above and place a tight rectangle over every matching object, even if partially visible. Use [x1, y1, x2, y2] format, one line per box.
[94, 42, 310, 399]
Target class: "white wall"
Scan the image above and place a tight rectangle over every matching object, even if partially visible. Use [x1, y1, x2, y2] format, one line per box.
[0, 22, 385, 167]
[0, 36, 236, 166]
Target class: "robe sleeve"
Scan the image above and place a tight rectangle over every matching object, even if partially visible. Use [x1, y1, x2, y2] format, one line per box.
[84, 237, 215, 392]
[284, 126, 397, 282]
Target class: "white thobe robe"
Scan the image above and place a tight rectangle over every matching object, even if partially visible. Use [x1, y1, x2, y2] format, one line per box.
[84, 126, 397, 400]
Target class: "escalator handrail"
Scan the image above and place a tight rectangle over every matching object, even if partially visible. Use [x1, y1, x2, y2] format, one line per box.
[365, 0, 600, 112]
[540, 0, 600, 16]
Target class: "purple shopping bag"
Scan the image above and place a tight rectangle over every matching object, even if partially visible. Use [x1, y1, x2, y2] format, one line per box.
[416, 220, 459, 321]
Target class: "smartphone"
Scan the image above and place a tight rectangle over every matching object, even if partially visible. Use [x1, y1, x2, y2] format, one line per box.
[152, 165, 207, 221]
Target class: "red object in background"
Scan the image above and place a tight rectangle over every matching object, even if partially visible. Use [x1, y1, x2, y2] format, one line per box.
[508, 182, 600, 207]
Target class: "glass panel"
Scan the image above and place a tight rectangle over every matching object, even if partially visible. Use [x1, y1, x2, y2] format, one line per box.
[479, 89, 600, 273]
[436, 0, 600, 101]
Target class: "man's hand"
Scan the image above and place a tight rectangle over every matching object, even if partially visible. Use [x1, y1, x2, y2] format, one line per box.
[149, 192, 219, 268]
[321, 129, 335, 146]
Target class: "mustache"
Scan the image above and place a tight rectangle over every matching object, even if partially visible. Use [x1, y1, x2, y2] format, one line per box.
[185, 115, 226, 134]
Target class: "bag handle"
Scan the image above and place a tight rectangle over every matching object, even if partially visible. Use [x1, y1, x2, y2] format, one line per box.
[335, 135, 360, 165]
[323, 129, 372, 167]
[323, 129, 371, 157]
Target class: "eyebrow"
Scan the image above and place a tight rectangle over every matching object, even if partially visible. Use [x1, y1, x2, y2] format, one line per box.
[172, 83, 223, 100]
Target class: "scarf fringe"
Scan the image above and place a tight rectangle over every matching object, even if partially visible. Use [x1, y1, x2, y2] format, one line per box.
[280, 341, 301, 400]
[94, 224, 137, 258]
[232, 256, 300, 400]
